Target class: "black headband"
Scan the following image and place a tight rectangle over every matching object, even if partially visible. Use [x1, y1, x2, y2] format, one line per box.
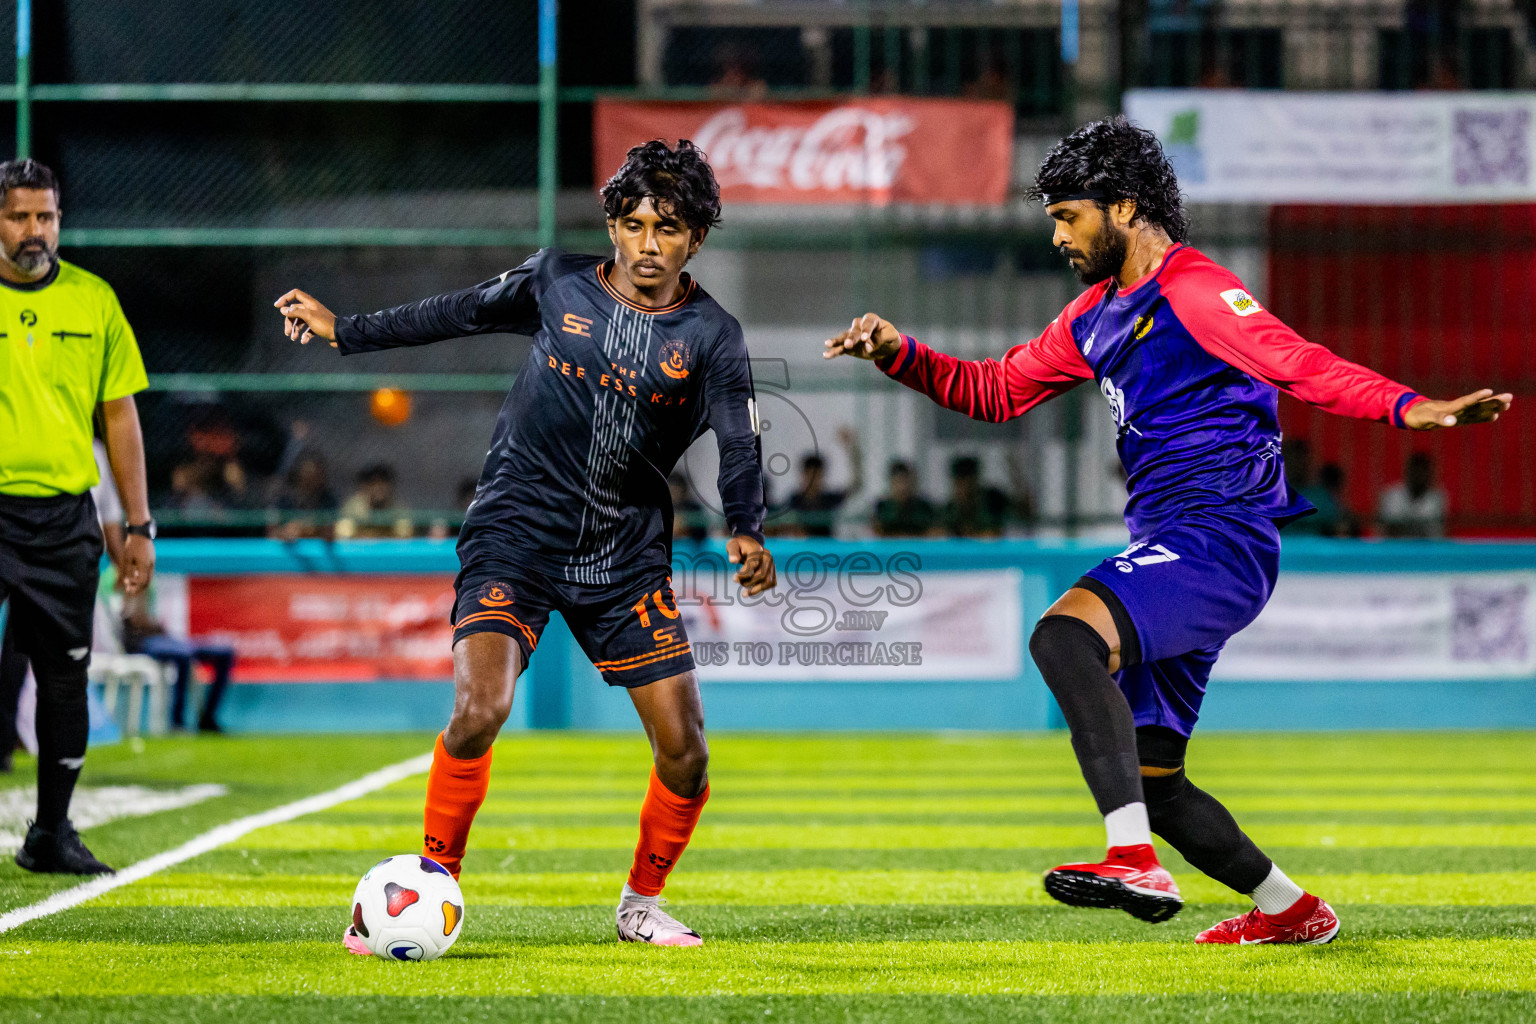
[1042, 189, 1112, 205]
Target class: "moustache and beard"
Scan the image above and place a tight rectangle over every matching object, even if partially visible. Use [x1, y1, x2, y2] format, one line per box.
[1060, 219, 1128, 285]
[7, 235, 55, 274]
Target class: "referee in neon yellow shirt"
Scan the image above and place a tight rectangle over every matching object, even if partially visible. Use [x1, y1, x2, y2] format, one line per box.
[0, 159, 155, 875]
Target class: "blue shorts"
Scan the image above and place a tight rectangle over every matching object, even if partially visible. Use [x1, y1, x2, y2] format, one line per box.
[451, 560, 695, 688]
[1080, 510, 1281, 737]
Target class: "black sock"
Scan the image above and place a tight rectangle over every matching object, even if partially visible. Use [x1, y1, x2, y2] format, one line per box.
[33, 657, 89, 831]
[1029, 615, 1143, 815]
[1143, 768, 1272, 894]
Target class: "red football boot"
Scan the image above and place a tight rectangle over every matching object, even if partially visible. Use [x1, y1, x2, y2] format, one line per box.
[1043, 844, 1183, 923]
[1195, 894, 1340, 945]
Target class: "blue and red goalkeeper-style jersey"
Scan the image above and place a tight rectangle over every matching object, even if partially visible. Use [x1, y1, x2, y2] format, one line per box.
[878, 244, 1427, 539]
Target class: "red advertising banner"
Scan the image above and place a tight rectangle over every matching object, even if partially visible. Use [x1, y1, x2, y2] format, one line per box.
[188, 576, 457, 682]
[594, 98, 1015, 205]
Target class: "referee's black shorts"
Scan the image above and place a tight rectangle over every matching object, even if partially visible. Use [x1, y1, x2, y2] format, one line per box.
[0, 493, 102, 665]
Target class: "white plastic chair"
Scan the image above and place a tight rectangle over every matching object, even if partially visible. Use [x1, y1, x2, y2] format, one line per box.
[88, 597, 173, 737]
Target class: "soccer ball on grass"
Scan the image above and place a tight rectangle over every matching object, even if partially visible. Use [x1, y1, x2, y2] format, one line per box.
[350, 854, 464, 961]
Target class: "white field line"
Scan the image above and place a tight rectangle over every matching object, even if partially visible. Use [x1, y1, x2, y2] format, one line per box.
[0, 752, 433, 936]
[0, 784, 229, 849]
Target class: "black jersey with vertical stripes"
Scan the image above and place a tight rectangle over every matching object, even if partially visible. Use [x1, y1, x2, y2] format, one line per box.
[333, 249, 765, 585]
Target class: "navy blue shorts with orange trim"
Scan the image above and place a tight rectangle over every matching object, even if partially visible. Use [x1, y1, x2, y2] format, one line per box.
[451, 561, 695, 688]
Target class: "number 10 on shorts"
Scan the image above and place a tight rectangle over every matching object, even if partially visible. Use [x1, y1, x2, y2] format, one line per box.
[632, 589, 682, 646]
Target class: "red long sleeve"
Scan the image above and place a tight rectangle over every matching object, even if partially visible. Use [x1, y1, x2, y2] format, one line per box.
[878, 288, 1101, 422]
[1160, 258, 1425, 427]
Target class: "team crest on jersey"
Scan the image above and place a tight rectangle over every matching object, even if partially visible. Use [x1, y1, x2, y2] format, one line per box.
[1220, 288, 1263, 317]
[659, 340, 691, 380]
[477, 581, 515, 608]
[1133, 314, 1154, 339]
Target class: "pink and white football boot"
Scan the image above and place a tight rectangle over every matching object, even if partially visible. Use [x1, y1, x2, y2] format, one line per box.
[616, 889, 704, 947]
[1043, 844, 1183, 923]
[1195, 894, 1340, 945]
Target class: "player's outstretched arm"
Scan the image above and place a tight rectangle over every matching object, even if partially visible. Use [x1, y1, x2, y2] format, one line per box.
[276, 253, 551, 356]
[823, 312, 902, 361]
[824, 310, 1092, 423]
[1161, 261, 1512, 431]
[1401, 389, 1513, 430]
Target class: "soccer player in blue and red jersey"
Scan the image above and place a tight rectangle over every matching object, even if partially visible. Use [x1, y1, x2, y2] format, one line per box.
[825, 117, 1511, 945]
[276, 140, 776, 948]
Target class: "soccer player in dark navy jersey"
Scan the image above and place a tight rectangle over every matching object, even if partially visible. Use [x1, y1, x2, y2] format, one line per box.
[826, 118, 1511, 945]
[277, 141, 777, 948]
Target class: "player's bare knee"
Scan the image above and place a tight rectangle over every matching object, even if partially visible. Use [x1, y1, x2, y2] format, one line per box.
[655, 736, 709, 796]
[445, 691, 511, 757]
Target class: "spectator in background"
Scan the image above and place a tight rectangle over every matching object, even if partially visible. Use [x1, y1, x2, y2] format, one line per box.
[1378, 451, 1446, 538]
[168, 453, 247, 513]
[1317, 463, 1361, 538]
[964, 48, 1012, 101]
[456, 477, 478, 513]
[120, 587, 233, 733]
[1283, 440, 1362, 538]
[170, 415, 252, 514]
[787, 428, 863, 537]
[709, 42, 768, 98]
[430, 477, 481, 540]
[941, 455, 1011, 538]
[110, 436, 234, 732]
[338, 463, 411, 539]
[872, 460, 936, 537]
[269, 454, 338, 540]
[1283, 439, 1332, 536]
[1003, 447, 1038, 532]
[670, 473, 708, 543]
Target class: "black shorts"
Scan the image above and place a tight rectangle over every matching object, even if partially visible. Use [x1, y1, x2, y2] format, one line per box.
[0, 492, 103, 666]
[451, 560, 694, 688]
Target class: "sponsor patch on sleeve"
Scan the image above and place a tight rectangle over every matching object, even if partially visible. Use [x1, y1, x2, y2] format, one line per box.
[1220, 288, 1263, 317]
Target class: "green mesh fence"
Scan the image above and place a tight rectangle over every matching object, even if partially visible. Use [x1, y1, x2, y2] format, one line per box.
[5, 1, 1528, 536]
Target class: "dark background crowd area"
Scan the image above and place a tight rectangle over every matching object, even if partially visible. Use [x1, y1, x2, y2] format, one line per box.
[156, 403, 1449, 542]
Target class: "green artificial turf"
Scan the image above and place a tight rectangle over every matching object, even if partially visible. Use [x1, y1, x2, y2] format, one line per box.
[0, 732, 1532, 1022]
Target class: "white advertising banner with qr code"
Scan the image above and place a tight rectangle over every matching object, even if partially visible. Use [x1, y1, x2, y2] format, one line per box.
[1124, 90, 1536, 203]
[676, 567, 1024, 682]
[1213, 572, 1536, 682]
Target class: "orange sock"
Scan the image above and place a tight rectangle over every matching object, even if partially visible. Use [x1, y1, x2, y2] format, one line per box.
[626, 767, 709, 897]
[421, 733, 492, 879]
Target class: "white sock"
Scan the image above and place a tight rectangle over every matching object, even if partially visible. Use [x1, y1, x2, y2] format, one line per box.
[620, 883, 657, 906]
[1103, 802, 1153, 850]
[1249, 864, 1306, 915]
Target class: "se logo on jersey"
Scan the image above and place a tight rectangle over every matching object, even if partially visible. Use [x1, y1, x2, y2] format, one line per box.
[1220, 288, 1263, 317]
[659, 339, 691, 380]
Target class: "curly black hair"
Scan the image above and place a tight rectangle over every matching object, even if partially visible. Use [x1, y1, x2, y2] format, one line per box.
[600, 139, 722, 233]
[1027, 116, 1188, 244]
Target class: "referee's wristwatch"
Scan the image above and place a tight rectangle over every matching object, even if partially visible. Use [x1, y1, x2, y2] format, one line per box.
[125, 519, 157, 540]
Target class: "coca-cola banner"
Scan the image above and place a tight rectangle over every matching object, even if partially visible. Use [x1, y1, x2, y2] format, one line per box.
[594, 98, 1014, 205]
